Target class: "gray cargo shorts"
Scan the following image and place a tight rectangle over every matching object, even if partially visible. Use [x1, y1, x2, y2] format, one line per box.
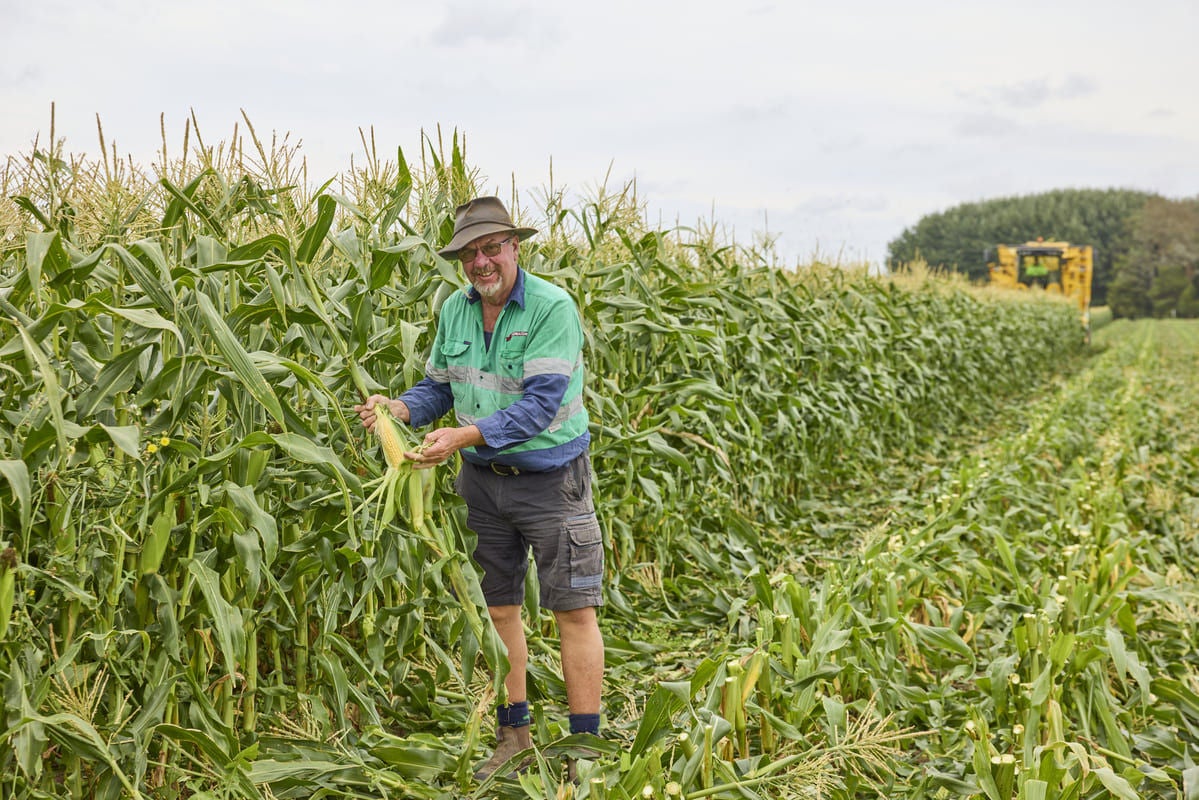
[454, 452, 604, 611]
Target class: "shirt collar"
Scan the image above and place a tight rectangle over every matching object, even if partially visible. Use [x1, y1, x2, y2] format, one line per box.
[466, 267, 527, 309]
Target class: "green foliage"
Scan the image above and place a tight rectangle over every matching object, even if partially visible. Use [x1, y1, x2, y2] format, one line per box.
[1108, 196, 1199, 319]
[887, 188, 1156, 303]
[1149, 264, 1191, 317]
[1107, 260, 1154, 319]
[1177, 281, 1199, 318]
[1, 123, 1196, 800]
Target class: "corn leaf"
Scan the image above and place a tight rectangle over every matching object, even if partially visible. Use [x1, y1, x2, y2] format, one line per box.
[0, 459, 31, 534]
[193, 290, 285, 425]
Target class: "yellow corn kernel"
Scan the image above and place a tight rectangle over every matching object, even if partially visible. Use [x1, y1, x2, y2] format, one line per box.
[374, 403, 406, 469]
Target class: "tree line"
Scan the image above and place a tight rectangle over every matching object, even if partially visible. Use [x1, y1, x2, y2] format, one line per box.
[887, 189, 1199, 318]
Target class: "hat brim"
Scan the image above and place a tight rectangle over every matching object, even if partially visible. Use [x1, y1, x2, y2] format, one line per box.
[437, 223, 539, 258]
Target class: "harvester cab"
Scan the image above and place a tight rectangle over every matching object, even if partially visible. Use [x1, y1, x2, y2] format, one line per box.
[986, 239, 1094, 334]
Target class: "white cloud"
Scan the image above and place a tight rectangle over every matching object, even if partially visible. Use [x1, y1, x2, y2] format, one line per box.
[955, 113, 1022, 138]
[960, 74, 1101, 110]
[2, 0, 1197, 270]
[429, 2, 561, 46]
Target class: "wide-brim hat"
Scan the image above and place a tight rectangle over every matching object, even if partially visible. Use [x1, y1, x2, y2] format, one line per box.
[437, 196, 538, 258]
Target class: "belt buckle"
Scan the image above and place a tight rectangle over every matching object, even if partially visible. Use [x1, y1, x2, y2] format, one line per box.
[490, 463, 520, 476]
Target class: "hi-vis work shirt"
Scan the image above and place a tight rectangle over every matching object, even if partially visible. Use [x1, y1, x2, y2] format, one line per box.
[399, 269, 590, 472]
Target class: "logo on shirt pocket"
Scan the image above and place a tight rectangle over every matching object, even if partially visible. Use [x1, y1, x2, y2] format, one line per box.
[499, 339, 527, 375]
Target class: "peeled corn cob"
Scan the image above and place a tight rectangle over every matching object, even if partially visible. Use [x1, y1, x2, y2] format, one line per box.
[373, 402, 408, 469]
[365, 401, 438, 537]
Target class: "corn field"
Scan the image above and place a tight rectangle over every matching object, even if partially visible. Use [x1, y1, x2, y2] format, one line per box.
[2, 117, 1197, 799]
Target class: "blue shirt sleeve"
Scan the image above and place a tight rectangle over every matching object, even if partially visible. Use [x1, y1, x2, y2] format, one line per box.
[399, 377, 454, 428]
[474, 373, 570, 451]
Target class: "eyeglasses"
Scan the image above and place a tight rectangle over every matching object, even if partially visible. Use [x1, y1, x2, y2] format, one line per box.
[457, 236, 513, 263]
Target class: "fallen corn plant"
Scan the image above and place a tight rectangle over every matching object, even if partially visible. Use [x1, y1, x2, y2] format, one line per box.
[1, 114, 1196, 800]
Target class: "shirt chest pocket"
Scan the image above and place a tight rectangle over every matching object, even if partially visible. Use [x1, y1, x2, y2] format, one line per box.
[498, 340, 527, 377]
[439, 340, 478, 412]
[440, 340, 471, 364]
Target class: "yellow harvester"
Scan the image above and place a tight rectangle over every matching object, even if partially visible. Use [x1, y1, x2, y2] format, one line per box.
[987, 239, 1094, 331]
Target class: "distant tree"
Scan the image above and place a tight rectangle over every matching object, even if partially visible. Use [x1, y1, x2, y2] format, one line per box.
[1149, 264, 1190, 317]
[1177, 282, 1199, 318]
[887, 189, 1155, 304]
[1107, 260, 1153, 319]
[1108, 196, 1199, 318]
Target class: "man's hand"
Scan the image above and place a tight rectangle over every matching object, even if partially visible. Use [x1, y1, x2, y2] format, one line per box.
[354, 394, 411, 433]
[407, 425, 484, 469]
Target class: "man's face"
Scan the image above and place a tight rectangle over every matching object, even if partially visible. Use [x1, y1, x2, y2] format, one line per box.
[461, 232, 519, 302]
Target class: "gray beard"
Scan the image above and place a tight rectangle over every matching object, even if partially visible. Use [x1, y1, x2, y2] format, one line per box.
[473, 279, 503, 298]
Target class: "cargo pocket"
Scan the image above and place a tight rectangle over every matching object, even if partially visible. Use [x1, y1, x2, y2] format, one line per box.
[566, 512, 603, 589]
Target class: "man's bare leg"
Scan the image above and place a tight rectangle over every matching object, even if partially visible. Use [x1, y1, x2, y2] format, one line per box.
[474, 604, 533, 781]
[554, 606, 603, 713]
[488, 604, 527, 702]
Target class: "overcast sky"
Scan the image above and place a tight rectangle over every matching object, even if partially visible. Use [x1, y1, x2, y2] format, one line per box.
[2, 0, 1196, 268]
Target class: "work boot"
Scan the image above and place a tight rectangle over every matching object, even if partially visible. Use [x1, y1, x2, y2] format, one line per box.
[565, 746, 602, 785]
[473, 724, 533, 781]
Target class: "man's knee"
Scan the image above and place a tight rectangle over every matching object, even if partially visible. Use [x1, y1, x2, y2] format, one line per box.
[553, 606, 598, 631]
[488, 604, 523, 626]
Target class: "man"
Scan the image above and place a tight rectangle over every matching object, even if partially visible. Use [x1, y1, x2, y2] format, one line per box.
[354, 196, 604, 781]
